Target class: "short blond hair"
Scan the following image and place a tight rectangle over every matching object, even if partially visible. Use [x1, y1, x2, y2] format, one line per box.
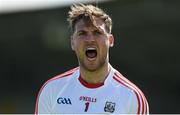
[67, 4, 112, 33]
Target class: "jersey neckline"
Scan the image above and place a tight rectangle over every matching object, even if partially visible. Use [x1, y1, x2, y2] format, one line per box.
[78, 76, 104, 88]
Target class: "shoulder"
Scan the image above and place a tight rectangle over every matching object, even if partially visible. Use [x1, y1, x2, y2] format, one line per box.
[41, 67, 79, 90]
[37, 67, 79, 99]
[112, 69, 149, 114]
[35, 67, 79, 114]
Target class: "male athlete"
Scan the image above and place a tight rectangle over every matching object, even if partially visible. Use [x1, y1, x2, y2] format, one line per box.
[35, 4, 149, 114]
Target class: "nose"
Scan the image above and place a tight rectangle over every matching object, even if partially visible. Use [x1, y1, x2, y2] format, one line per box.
[85, 33, 95, 42]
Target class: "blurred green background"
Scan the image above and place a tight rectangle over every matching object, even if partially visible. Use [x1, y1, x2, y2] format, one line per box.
[0, 0, 179, 113]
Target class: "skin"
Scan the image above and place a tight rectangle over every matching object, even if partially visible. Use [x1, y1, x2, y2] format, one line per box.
[71, 17, 114, 84]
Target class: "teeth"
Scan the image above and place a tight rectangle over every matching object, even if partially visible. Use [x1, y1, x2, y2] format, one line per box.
[86, 47, 96, 50]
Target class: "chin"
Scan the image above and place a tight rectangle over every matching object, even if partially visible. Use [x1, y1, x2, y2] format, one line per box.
[80, 62, 98, 72]
[83, 62, 106, 72]
[79, 57, 107, 72]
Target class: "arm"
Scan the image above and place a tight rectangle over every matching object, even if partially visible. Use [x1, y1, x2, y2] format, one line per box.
[129, 90, 149, 114]
[35, 83, 52, 114]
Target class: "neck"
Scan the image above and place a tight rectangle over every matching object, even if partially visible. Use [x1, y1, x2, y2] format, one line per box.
[80, 63, 111, 84]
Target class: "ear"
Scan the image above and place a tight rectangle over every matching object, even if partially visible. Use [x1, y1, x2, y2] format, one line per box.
[71, 36, 75, 51]
[108, 34, 114, 47]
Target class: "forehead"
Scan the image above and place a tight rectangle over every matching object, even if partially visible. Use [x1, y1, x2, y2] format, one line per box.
[74, 18, 105, 32]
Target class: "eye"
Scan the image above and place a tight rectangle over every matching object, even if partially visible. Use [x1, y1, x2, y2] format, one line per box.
[77, 31, 86, 36]
[94, 30, 103, 36]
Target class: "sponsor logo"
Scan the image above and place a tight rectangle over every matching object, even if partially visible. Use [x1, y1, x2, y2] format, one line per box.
[57, 97, 72, 105]
[79, 96, 97, 103]
[104, 101, 115, 113]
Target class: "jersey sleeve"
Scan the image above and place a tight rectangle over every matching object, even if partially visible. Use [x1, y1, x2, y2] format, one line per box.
[35, 82, 53, 114]
[129, 90, 149, 114]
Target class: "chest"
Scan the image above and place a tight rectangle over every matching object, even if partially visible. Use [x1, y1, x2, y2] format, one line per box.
[51, 83, 130, 114]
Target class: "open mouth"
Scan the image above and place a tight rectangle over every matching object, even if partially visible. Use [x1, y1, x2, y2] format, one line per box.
[85, 47, 97, 59]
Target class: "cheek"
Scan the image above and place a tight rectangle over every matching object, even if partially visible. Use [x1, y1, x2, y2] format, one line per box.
[99, 40, 110, 49]
[74, 41, 84, 54]
[99, 42, 109, 56]
[73, 39, 80, 49]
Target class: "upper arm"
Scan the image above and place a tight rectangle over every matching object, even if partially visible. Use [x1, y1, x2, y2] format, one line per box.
[129, 90, 149, 114]
[35, 83, 52, 114]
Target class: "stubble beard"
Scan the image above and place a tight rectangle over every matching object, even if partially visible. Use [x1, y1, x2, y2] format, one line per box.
[78, 54, 109, 72]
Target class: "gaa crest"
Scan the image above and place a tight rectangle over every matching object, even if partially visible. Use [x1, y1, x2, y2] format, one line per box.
[104, 101, 115, 113]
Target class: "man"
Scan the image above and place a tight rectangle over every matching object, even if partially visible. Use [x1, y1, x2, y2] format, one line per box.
[35, 4, 149, 114]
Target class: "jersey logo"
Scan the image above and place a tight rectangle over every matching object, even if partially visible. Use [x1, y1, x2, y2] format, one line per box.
[79, 96, 97, 103]
[104, 101, 115, 113]
[57, 97, 72, 105]
[79, 96, 97, 112]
